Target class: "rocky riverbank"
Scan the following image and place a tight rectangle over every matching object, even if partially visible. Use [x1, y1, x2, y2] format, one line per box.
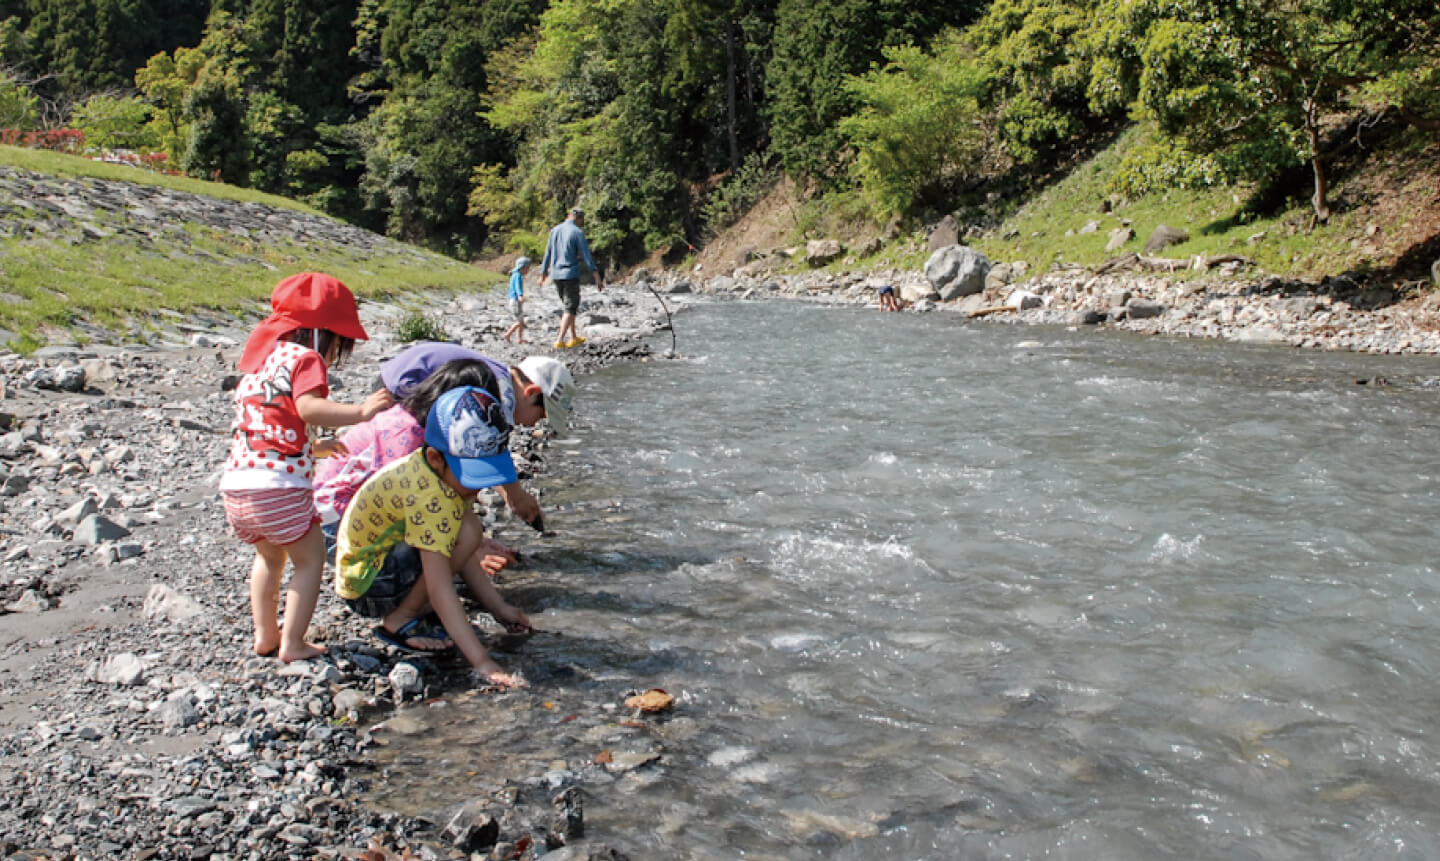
[668, 247, 1440, 356]
[0, 282, 677, 860]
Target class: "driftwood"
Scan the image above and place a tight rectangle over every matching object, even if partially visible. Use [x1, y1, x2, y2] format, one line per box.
[1093, 252, 1254, 275]
[968, 305, 1014, 318]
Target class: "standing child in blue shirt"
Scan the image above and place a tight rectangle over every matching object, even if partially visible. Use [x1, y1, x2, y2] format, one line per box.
[502, 256, 530, 344]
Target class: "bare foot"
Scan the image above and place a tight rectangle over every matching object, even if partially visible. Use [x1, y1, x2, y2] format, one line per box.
[278, 641, 328, 663]
[254, 634, 280, 658]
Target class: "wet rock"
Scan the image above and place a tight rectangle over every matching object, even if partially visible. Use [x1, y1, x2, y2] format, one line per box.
[540, 845, 631, 861]
[603, 751, 661, 774]
[442, 799, 499, 851]
[388, 663, 423, 698]
[552, 787, 585, 840]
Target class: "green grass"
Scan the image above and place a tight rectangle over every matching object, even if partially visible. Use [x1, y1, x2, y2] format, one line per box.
[971, 125, 1358, 278]
[0, 146, 502, 349]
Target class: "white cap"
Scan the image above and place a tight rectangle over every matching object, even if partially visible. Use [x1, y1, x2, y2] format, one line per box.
[518, 356, 575, 435]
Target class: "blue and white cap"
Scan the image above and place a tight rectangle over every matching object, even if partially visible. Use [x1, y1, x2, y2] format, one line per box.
[424, 386, 517, 490]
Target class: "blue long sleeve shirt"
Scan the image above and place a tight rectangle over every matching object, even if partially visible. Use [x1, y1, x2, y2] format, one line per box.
[540, 219, 599, 281]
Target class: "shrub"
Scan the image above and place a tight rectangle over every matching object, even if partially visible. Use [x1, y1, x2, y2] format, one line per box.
[395, 311, 448, 343]
[1107, 139, 1230, 200]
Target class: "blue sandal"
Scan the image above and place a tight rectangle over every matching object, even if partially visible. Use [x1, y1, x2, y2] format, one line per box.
[374, 617, 454, 655]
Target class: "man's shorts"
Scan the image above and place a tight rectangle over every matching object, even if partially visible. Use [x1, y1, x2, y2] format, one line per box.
[553, 278, 581, 315]
[222, 488, 319, 546]
[507, 297, 524, 323]
[345, 541, 423, 618]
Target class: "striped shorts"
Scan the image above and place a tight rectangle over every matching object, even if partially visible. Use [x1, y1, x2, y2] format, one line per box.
[222, 487, 320, 546]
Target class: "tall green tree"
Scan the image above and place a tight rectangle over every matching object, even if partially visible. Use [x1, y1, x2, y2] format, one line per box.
[351, 0, 542, 253]
[766, 0, 982, 184]
[18, 0, 209, 94]
[1119, 0, 1440, 223]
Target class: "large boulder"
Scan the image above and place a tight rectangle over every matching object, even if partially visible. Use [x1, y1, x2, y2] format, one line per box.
[1144, 224, 1189, 255]
[924, 245, 990, 300]
[927, 214, 961, 250]
[804, 239, 844, 267]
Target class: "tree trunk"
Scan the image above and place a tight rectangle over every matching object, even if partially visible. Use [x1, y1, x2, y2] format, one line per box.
[1305, 101, 1331, 224]
[725, 18, 740, 171]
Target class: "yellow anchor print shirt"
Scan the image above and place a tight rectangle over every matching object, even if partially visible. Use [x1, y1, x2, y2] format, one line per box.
[334, 449, 467, 600]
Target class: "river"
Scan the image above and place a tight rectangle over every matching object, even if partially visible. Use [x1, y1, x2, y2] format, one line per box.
[370, 299, 1440, 859]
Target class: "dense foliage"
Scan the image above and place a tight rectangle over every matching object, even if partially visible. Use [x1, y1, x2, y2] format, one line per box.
[0, 0, 1435, 258]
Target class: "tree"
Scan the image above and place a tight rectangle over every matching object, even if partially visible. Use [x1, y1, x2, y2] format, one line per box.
[1122, 0, 1440, 223]
[838, 33, 991, 213]
[766, 0, 982, 184]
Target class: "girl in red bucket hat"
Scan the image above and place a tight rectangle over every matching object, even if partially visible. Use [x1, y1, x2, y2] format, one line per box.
[220, 272, 394, 662]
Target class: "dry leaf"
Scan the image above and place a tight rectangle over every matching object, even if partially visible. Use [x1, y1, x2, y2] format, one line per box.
[624, 688, 675, 712]
[594, 749, 613, 764]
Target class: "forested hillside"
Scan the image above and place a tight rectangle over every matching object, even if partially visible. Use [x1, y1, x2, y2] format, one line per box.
[2, 1, 1436, 275]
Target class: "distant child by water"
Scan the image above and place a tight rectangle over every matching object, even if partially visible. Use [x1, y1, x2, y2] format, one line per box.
[502, 256, 530, 345]
[877, 284, 901, 312]
[334, 385, 534, 686]
[220, 272, 394, 662]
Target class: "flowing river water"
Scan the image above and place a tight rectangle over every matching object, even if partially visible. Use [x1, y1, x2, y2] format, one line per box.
[369, 299, 1440, 859]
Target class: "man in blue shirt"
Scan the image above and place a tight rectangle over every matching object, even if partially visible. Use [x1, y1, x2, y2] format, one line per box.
[538, 207, 605, 349]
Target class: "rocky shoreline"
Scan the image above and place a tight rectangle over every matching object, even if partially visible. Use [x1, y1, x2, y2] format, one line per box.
[671, 247, 1440, 357]
[0, 283, 676, 861]
[5, 252, 1440, 860]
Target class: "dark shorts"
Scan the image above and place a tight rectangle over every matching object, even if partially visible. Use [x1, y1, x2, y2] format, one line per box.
[554, 278, 581, 315]
[878, 285, 895, 296]
[345, 541, 423, 619]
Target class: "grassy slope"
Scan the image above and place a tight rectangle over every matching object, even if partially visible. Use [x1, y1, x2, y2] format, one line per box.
[0, 146, 500, 348]
[974, 124, 1440, 282]
[773, 123, 1439, 288]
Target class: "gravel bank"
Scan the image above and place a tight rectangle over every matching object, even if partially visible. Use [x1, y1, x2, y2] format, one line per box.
[0, 282, 677, 860]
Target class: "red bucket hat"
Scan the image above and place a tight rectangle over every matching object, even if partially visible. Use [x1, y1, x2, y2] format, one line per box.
[238, 272, 369, 372]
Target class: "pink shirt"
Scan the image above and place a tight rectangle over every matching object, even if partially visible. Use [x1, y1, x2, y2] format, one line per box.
[313, 404, 424, 524]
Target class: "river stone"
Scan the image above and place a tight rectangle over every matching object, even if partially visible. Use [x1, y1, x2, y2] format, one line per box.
[927, 214, 961, 250]
[1126, 298, 1165, 319]
[1007, 289, 1042, 311]
[26, 365, 86, 392]
[91, 653, 144, 686]
[924, 245, 990, 300]
[1106, 227, 1134, 252]
[4, 589, 49, 613]
[157, 694, 200, 728]
[1432, 258, 1440, 288]
[985, 262, 1014, 291]
[804, 239, 844, 267]
[1079, 219, 1100, 234]
[72, 514, 130, 544]
[1144, 224, 1189, 254]
[603, 751, 661, 774]
[899, 282, 939, 303]
[143, 584, 204, 623]
[1231, 325, 1287, 344]
[443, 800, 500, 851]
[54, 496, 99, 528]
[332, 688, 369, 717]
[388, 663, 423, 698]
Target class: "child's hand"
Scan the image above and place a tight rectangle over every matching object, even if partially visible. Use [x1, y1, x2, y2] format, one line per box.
[471, 666, 528, 689]
[479, 537, 516, 576]
[311, 438, 349, 459]
[494, 604, 533, 634]
[359, 388, 394, 420]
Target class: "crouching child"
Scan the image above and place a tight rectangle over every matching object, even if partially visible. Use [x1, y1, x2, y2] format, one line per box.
[334, 385, 533, 687]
